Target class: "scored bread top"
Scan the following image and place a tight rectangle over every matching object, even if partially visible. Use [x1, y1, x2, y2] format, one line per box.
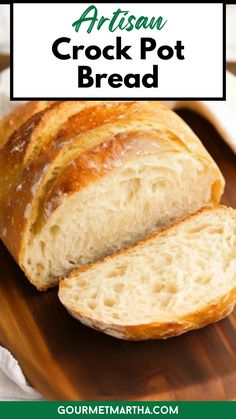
[0, 101, 104, 212]
[0, 101, 224, 274]
[0, 101, 52, 150]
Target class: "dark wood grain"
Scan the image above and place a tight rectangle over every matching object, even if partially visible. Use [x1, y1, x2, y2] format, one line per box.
[0, 54, 10, 72]
[226, 62, 236, 75]
[0, 109, 236, 400]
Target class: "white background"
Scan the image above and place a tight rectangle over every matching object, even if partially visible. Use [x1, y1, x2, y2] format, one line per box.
[2, 4, 236, 60]
[13, 3, 223, 99]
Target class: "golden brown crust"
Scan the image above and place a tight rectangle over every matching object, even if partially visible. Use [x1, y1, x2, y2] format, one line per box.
[0, 101, 225, 288]
[0, 102, 58, 224]
[0, 100, 105, 192]
[42, 129, 189, 220]
[59, 206, 236, 340]
[0, 101, 51, 150]
[66, 288, 236, 340]
[0, 100, 107, 257]
[0, 101, 97, 211]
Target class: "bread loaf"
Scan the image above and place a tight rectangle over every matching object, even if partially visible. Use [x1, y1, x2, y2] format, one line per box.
[59, 206, 236, 340]
[0, 101, 224, 290]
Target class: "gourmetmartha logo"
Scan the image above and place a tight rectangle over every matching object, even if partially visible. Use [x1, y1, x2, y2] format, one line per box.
[57, 404, 179, 415]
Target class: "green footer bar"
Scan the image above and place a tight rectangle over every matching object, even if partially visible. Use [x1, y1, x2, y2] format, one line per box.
[0, 401, 236, 419]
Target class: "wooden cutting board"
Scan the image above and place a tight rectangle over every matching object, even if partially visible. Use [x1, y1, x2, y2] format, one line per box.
[0, 109, 236, 401]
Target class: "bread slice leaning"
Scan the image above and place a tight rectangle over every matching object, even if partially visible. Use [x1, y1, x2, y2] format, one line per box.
[59, 206, 236, 341]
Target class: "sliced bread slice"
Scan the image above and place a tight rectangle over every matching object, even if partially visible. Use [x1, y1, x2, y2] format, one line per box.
[59, 206, 236, 340]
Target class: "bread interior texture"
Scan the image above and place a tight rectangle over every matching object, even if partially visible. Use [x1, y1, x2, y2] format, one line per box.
[24, 151, 219, 288]
[59, 208, 236, 327]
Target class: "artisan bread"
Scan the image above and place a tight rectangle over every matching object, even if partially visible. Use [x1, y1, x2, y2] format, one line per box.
[0, 101, 224, 290]
[59, 206, 236, 340]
